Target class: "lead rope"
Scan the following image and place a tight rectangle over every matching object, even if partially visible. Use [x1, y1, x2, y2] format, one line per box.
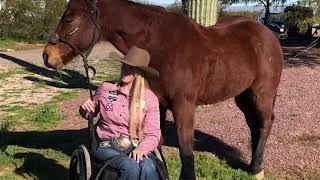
[83, 57, 98, 154]
[293, 37, 320, 58]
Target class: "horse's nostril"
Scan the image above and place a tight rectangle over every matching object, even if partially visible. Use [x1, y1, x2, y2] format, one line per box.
[43, 53, 48, 61]
[43, 53, 49, 67]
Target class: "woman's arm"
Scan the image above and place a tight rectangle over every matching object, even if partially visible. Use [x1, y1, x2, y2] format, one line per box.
[79, 83, 106, 119]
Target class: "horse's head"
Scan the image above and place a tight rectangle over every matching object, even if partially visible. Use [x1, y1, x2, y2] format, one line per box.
[43, 0, 100, 69]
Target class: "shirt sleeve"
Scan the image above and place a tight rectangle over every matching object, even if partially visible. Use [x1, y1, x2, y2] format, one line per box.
[134, 94, 161, 154]
[79, 82, 107, 119]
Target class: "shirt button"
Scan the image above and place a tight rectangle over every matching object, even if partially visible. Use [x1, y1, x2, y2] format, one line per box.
[122, 105, 125, 107]
[120, 114, 122, 117]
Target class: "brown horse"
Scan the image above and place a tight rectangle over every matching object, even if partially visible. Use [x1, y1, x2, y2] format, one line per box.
[43, 0, 283, 179]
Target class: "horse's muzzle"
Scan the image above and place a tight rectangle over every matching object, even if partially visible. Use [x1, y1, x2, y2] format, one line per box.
[48, 34, 60, 44]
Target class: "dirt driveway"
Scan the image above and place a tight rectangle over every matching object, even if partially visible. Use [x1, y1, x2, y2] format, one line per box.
[1, 39, 320, 179]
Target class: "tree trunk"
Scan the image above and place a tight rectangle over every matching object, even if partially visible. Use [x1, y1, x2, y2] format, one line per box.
[182, 0, 188, 15]
[187, 0, 218, 26]
[263, 0, 270, 25]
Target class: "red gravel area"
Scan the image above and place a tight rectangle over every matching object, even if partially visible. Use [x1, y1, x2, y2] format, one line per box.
[58, 44, 320, 179]
[193, 65, 320, 179]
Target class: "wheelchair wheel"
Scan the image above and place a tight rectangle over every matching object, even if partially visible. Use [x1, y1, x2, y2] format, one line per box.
[69, 145, 92, 180]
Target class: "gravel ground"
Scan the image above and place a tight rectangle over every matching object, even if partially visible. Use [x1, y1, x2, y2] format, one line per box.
[1, 41, 319, 179]
[0, 41, 121, 70]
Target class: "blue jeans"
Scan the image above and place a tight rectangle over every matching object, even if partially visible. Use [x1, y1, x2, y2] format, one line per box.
[94, 147, 159, 180]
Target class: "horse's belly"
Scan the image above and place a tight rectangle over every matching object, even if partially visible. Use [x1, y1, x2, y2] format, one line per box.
[197, 65, 255, 105]
[197, 84, 248, 105]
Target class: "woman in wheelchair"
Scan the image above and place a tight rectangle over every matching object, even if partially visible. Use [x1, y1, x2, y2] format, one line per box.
[79, 46, 161, 180]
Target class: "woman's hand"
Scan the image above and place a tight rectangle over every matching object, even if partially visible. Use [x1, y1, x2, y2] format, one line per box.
[129, 149, 148, 162]
[80, 99, 96, 113]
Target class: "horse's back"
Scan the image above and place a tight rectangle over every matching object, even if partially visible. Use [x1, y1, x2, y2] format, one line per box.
[207, 16, 283, 70]
[195, 16, 283, 104]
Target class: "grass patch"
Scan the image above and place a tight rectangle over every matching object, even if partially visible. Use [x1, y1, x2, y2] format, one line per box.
[285, 133, 320, 146]
[0, 68, 28, 81]
[0, 145, 254, 179]
[0, 38, 16, 51]
[0, 37, 45, 52]
[1, 91, 79, 130]
[2, 106, 33, 126]
[163, 147, 253, 180]
[91, 60, 121, 85]
[209, 119, 224, 125]
[92, 73, 119, 83]
[32, 104, 62, 129]
[51, 91, 79, 102]
[34, 78, 47, 88]
[0, 146, 69, 179]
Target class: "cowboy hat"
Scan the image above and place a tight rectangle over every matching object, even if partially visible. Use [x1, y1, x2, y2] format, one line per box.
[109, 46, 159, 79]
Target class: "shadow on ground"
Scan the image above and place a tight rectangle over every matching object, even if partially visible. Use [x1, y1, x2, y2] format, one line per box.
[1, 128, 88, 156]
[14, 152, 68, 180]
[0, 128, 87, 179]
[161, 121, 248, 171]
[0, 53, 97, 90]
[281, 37, 320, 68]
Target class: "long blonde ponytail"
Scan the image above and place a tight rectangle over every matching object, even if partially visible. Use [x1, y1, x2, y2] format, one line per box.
[129, 73, 147, 146]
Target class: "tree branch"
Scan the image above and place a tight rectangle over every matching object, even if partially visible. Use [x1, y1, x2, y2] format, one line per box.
[259, 0, 267, 8]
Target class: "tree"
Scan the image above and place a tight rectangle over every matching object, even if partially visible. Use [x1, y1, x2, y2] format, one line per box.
[0, 0, 67, 40]
[241, 0, 286, 25]
[298, 0, 320, 20]
[284, 5, 315, 37]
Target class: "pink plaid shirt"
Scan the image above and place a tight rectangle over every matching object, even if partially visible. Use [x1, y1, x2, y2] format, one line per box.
[80, 82, 160, 154]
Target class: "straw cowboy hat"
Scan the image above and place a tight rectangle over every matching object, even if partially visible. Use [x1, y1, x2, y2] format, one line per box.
[110, 46, 159, 79]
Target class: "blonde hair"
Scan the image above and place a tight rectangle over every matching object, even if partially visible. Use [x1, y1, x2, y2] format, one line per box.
[129, 72, 149, 144]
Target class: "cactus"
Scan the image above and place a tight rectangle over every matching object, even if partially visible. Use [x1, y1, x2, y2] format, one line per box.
[187, 0, 218, 27]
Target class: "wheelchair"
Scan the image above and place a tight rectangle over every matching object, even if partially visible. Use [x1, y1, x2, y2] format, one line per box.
[68, 131, 169, 180]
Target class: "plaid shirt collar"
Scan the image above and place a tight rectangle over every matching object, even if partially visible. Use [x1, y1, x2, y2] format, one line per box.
[109, 82, 132, 97]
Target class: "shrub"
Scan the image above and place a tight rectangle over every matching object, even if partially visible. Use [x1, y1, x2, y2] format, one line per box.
[219, 11, 260, 21]
[284, 5, 316, 37]
[166, 2, 183, 14]
[0, 0, 67, 41]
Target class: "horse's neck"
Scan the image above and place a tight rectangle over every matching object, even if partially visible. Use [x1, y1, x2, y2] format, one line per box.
[99, 0, 164, 50]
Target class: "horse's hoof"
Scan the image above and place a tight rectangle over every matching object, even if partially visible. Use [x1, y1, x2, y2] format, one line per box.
[253, 170, 264, 180]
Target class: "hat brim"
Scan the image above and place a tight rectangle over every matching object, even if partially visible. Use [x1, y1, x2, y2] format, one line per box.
[109, 52, 160, 79]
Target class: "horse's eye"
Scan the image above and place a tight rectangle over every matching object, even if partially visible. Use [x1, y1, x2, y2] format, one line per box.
[63, 17, 73, 24]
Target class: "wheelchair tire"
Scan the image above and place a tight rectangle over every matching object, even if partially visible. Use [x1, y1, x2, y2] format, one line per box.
[68, 145, 92, 180]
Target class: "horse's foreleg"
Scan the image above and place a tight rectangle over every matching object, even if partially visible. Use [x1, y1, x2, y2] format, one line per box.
[235, 89, 275, 177]
[158, 104, 167, 149]
[172, 98, 196, 180]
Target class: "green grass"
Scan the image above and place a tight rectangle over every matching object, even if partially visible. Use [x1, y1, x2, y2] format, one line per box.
[0, 146, 69, 179]
[0, 38, 16, 51]
[1, 91, 79, 130]
[0, 37, 45, 51]
[34, 78, 46, 88]
[0, 145, 254, 179]
[91, 59, 121, 85]
[164, 147, 253, 180]
[0, 68, 29, 81]
[32, 104, 62, 129]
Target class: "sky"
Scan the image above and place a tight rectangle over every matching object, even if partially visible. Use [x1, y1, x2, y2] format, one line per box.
[147, 0, 176, 6]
